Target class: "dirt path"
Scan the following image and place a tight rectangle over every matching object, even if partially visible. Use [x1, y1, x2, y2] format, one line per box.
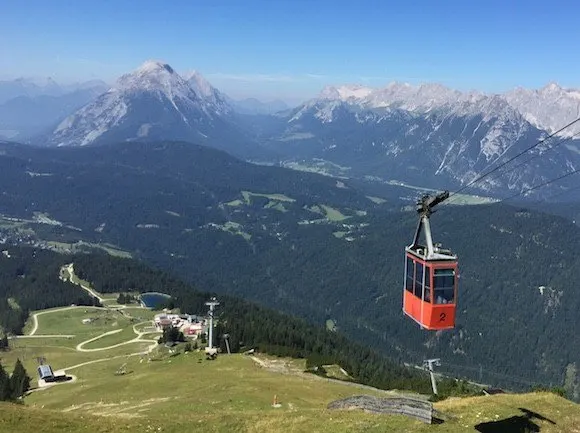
[65, 341, 158, 372]
[65, 334, 158, 372]
[75, 329, 123, 351]
[64, 263, 105, 303]
[250, 356, 267, 368]
[76, 334, 158, 353]
[11, 334, 75, 339]
[75, 321, 159, 353]
[63, 263, 146, 314]
[23, 283, 158, 354]
[64, 355, 141, 372]
[76, 337, 158, 353]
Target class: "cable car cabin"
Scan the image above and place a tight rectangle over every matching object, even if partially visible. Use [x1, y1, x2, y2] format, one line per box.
[403, 246, 458, 330]
[402, 190, 458, 330]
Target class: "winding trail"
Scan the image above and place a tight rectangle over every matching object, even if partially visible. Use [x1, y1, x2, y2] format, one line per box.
[63, 263, 146, 318]
[64, 263, 105, 304]
[75, 329, 124, 351]
[75, 322, 158, 353]
[64, 319, 159, 374]
[64, 352, 150, 372]
[18, 264, 162, 391]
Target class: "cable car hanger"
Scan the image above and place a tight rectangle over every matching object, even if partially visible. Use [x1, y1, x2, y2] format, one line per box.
[410, 191, 455, 260]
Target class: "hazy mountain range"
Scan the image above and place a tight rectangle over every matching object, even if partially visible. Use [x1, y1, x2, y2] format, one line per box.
[2, 60, 580, 200]
[271, 83, 580, 198]
[0, 69, 288, 141]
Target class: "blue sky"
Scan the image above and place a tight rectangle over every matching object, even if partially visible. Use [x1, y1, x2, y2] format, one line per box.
[1, 0, 579, 102]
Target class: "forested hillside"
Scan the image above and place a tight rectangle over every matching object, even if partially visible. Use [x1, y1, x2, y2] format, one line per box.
[0, 246, 474, 397]
[0, 141, 375, 218]
[0, 248, 98, 333]
[524, 200, 580, 226]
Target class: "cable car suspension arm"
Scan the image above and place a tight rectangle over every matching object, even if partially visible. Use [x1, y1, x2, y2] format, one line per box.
[410, 191, 449, 258]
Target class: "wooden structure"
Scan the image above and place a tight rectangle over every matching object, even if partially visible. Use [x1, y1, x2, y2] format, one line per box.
[328, 395, 434, 424]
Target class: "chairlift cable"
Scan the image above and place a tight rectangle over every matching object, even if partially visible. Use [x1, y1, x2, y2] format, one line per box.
[396, 120, 579, 211]
[444, 129, 580, 207]
[501, 130, 580, 174]
[448, 117, 580, 199]
[536, 181, 580, 202]
[497, 167, 580, 204]
[439, 361, 549, 387]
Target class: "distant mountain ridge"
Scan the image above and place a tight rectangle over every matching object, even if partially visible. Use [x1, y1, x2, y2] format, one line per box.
[0, 76, 63, 103]
[0, 77, 109, 103]
[265, 80, 580, 199]
[0, 79, 109, 140]
[313, 81, 580, 136]
[504, 83, 580, 138]
[0, 87, 107, 140]
[41, 61, 267, 157]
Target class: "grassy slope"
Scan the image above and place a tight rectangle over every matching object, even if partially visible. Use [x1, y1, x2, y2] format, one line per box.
[3, 295, 580, 432]
[6, 299, 156, 376]
[3, 339, 152, 376]
[438, 392, 580, 432]
[2, 378, 579, 432]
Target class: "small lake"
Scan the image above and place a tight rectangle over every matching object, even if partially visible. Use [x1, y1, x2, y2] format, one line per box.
[139, 292, 172, 309]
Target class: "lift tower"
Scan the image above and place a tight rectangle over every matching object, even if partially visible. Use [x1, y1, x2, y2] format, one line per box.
[205, 297, 220, 351]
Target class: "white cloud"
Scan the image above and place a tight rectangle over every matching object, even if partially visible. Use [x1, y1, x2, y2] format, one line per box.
[304, 73, 329, 80]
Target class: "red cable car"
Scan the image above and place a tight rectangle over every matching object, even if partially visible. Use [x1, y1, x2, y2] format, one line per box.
[403, 191, 458, 330]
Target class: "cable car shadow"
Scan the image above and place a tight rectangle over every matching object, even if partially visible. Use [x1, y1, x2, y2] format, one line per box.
[474, 408, 556, 433]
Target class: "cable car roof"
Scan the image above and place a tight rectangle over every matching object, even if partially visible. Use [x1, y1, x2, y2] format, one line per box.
[406, 245, 457, 261]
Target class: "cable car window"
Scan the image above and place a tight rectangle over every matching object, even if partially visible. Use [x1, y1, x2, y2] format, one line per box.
[423, 266, 431, 302]
[405, 257, 414, 292]
[434, 268, 455, 304]
[414, 262, 424, 297]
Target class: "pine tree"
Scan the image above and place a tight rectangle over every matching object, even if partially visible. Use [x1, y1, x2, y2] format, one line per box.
[0, 334, 8, 351]
[9, 359, 30, 400]
[0, 362, 10, 401]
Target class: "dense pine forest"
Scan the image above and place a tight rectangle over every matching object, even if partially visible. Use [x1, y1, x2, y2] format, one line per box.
[0, 249, 99, 334]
